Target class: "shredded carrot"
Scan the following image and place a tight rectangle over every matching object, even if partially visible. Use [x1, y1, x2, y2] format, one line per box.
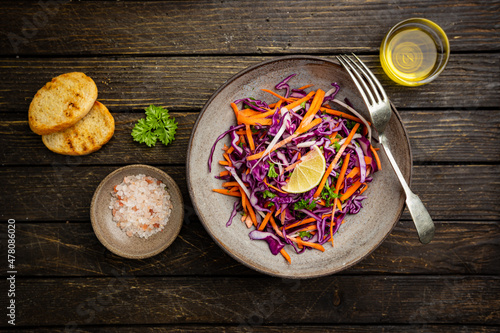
[218, 160, 230, 166]
[222, 181, 240, 187]
[274, 207, 282, 217]
[245, 124, 255, 151]
[297, 84, 314, 90]
[219, 170, 230, 177]
[280, 248, 291, 264]
[253, 108, 277, 119]
[320, 107, 371, 125]
[370, 145, 382, 170]
[247, 133, 298, 161]
[239, 108, 263, 117]
[294, 224, 317, 233]
[336, 153, 351, 191]
[263, 178, 288, 194]
[288, 236, 325, 252]
[336, 198, 342, 212]
[359, 183, 368, 195]
[331, 123, 360, 167]
[284, 217, 317, 230]
[231, 103, 241, 124]
[314, 160, 336, 198]
[261, 88, 293, 102]
[246, 199, 258, 227]
[269, 216, 283, 238]
[330, 198, 338, 246]
[212, 189, 242, 197]
[344, 166, 360, 182]
[297, 117, 323, 134]
[283, 91, 315, 111]
[237, 113, 272, 126]
[223, 152, 231, 164]
[297, 89, 325, 132]
[340, 180, 363, 201]
[258, 206, 276, 231]
[239, 187, 247, 212]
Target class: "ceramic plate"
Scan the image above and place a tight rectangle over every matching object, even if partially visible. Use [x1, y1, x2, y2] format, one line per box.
[187, 56, 411, 278]
[91, 164, 184, 259]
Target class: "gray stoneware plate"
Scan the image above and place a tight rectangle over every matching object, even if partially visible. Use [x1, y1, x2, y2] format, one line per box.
[91, 164, 184, 259]
[187, 56, 411, 278]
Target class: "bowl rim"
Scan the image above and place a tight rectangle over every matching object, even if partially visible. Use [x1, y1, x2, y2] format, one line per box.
[380, 17, 450, 86]
[187, 55, 413, 278]
[90, 164, 184, 259]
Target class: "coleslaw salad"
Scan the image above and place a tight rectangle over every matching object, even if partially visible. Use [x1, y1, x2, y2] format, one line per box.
[208, 74, 381, 263]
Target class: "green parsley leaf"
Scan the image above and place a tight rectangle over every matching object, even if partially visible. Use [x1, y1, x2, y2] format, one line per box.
[298, 231, 312, 238]
[294, 198, 316, 211]
[346, 119, 361, 133]
[267, 162, 279, 178]
[131, 105, 177, 147]
[262, 190, 276, 199]
[300, 101, 306, 109]
[320, 182, 341, 207]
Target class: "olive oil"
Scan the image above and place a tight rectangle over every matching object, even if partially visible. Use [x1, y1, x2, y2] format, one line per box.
[382, 27, 438, 83]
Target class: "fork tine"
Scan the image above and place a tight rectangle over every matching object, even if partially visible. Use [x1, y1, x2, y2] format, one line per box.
[345, 54, 382, 104]
[336, 55, 374, 107]
[350, 53, 388, 102]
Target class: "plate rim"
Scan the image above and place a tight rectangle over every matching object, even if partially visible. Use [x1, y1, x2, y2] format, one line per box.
[187, 55, 413, 278]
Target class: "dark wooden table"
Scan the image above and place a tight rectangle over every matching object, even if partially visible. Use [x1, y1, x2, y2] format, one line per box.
[1, 1, 499, 332]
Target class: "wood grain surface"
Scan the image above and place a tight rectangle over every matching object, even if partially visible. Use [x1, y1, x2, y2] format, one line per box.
[0, 55, 499, 111]
[1, 221, 497, 277]
[1, 1, 498, 56]
[1, 0, 498, 331]
[12, 276, 500, 326]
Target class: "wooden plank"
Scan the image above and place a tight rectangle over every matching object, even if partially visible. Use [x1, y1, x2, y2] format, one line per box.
[0, 1, 498, 56]
[13, 325, 500, 333]
[0, 112, 193, 166]
[1, 108, 499, 166]
[0, 54, 499, 112]
[8, 276, 500, 326]
[2, 221, 498, 277]
[0, 165, 498, 221]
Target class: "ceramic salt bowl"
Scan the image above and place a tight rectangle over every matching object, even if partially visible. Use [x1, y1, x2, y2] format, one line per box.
[91, 164, 184, 259]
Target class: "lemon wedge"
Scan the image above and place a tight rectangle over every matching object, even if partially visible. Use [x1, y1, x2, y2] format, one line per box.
[282, 145, 326, 194]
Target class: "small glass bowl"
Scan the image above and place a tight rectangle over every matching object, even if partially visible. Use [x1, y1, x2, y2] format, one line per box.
[380, 18, 450, 86]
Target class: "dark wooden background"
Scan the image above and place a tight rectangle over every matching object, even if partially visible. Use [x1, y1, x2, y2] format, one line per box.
[0, 1, 499, 332]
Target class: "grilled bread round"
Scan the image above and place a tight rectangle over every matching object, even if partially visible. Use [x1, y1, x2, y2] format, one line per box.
[42, 101, 114, 155]
[29, 72, 98, 135]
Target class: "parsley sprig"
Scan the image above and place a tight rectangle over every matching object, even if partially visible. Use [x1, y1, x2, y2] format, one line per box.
[131, 105, 177, 147]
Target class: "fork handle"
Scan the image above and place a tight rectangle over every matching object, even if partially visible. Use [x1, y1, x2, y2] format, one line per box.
[379, 133, 435, 244]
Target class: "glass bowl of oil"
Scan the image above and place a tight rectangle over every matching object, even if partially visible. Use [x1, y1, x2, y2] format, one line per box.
[380, 18, 450, 86]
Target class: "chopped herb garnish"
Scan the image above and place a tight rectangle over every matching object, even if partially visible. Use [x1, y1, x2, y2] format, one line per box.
[294, 198, 316, 211]
[298, 231, 312, 239]
[267, 162, 279, 178]
[262, 190, 276, 199]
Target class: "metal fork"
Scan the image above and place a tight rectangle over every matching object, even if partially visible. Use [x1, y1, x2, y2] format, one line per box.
[337, 53, 435, 244]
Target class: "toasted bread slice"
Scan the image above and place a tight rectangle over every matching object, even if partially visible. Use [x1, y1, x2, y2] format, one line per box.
[29, 72, 98, 135]
[42, 101, 114, 155]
